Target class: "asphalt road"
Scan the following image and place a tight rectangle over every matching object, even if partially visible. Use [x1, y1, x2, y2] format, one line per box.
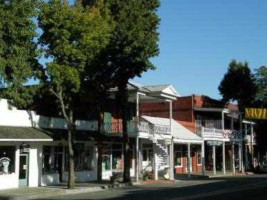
[37, 174, 267, 200]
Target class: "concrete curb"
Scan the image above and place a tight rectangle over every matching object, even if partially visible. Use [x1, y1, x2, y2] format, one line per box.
[12, 182, 141, 200]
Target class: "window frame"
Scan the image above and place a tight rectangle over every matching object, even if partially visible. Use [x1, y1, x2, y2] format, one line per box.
[197, 151, 202, 166]
[174, 150, 183, 167]
[0, 146, 16, 175]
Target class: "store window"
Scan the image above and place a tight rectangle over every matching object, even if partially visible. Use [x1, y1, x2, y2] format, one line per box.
[112, 144, 122, 170]
[142, 149, 153, 162]
[174, 145, 183, 167]
[0, 146, 16, 174]
[43, 146, 63, 173]
[174, 151, 182, 167]
[102, 143, 133, 171]
[65, 144, 94, 171]
[197, 151, 202, 165]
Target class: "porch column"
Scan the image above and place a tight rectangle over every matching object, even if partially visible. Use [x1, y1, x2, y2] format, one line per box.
[232, 144, 235, 174]
[201, 141, 205, 176]
[169, 100, 174, 180]
[231, 116, 234, 131]
[213, 145, 216, 175]
[250, 122, 254, 168]
[153, 143, 158, 180]
[169, 140, 174, 180]
[244, 124, 248, 171]
[135, 92, 139, 182]
[239, 114, 244, 173]
[135, 137, 139, 181]
[238, 143, 242, 172]
[221, 111, 225, 130]
[187, 143, 191, 178]
[223, 141, 226, 174]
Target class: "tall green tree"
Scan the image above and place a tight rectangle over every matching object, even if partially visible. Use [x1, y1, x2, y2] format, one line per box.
[38, 0, 112, 188]
[103, 0, 160, 182]
[218, 60, 257, 111]
[255, 66, 267, 106]
[0, 0, 39, 107]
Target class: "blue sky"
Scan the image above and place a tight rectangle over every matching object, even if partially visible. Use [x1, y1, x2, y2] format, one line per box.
[134, 0, 267, 99]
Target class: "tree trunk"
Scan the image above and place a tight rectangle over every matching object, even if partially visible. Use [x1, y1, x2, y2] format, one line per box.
[68, 125, 75, 189]
[97, 106, 103, 182]
[119, 83, 131, 183]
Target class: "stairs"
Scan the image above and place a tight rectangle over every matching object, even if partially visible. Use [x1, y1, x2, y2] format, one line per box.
[156, 139, 169, 171]
[147, 124, 170, 171]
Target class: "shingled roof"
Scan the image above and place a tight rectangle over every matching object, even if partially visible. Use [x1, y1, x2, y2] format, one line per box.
[0, 126, 53, 141]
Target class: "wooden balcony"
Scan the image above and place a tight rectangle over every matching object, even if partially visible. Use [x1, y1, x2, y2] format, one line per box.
[201, 127, 242, 142]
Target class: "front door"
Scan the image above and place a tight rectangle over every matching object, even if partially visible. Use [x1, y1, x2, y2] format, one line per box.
[19, 154, 29, 187]
[142, 148, 153, 172]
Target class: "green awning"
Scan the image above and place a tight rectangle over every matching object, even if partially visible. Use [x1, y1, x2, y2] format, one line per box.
[0, 126, 53, 141]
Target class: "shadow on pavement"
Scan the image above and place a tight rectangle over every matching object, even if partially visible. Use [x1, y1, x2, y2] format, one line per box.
[33, 175, 267, 200]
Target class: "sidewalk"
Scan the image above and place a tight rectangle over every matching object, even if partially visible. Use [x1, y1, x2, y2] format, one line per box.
[0, 181, 140, 200]
[175, 171, 248, 180]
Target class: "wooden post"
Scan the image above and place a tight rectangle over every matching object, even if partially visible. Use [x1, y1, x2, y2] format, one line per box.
[202, 141, 205, 176]
[240, 114, 244, 173]
[169, 100, 174, 180]
[223, 141, 226, 174]
[135, 92, 139, 182]
[251, 122, 254, 168]
[213, 145, 216, 175]
[187, 143, 191, 178]
[245, 124, 248, 171]
[221, 111, 225, 130]
[135, 137, 139, 181]
[153, 143, 158, 180]
[232, 144, 235, 174]
[238, 143, 243, 172]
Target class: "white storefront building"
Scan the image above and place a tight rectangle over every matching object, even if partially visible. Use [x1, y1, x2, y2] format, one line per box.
[0, 99, 99, 189]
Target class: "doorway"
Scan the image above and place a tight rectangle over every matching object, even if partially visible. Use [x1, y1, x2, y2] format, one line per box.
[142, 148, 153, 172]
[19, 153, 29, 187]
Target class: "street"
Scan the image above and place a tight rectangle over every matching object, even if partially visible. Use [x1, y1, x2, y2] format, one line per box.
[36, 174, 267, 200]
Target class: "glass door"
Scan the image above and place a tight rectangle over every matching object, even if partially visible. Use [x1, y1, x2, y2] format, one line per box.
[19, 154, 29, 187]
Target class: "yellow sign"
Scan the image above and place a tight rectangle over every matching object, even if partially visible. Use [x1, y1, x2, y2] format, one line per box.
[245, 108, 267, 120]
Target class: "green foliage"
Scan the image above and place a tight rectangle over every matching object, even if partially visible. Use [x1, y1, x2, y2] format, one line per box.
[255, 66, 267, 106]
[104, 0, 160, 84]
[218, 60, 257, 110]
[38, 0, 112, 119]
[0, 0, 38, 107]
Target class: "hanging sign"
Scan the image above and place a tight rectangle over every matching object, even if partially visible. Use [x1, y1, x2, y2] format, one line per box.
[207, 141, 222, 146]
[245, 108, 267, 120]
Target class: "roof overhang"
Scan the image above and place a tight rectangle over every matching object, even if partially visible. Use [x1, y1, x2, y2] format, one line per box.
[194, 107, 241, 115]
[0, 126, 53, 142]
[242, 120, 256, 125]
[173, 138, 203, 144]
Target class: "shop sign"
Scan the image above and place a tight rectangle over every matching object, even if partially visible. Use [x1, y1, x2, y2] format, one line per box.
[245, 108, 267, 120]
[207, 141, 222, 146]
[20, 144, 30, 153]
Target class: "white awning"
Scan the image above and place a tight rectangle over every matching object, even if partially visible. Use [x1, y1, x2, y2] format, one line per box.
[141, 116, 203, 144]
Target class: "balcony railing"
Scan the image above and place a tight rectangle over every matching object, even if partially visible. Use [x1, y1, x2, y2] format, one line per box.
[83, 120, 171, 136]
[202, 127, 242, 141]
[244, 135, 256, 144]
[102, 121, 137, 134]
[138, 122, 170, 135]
